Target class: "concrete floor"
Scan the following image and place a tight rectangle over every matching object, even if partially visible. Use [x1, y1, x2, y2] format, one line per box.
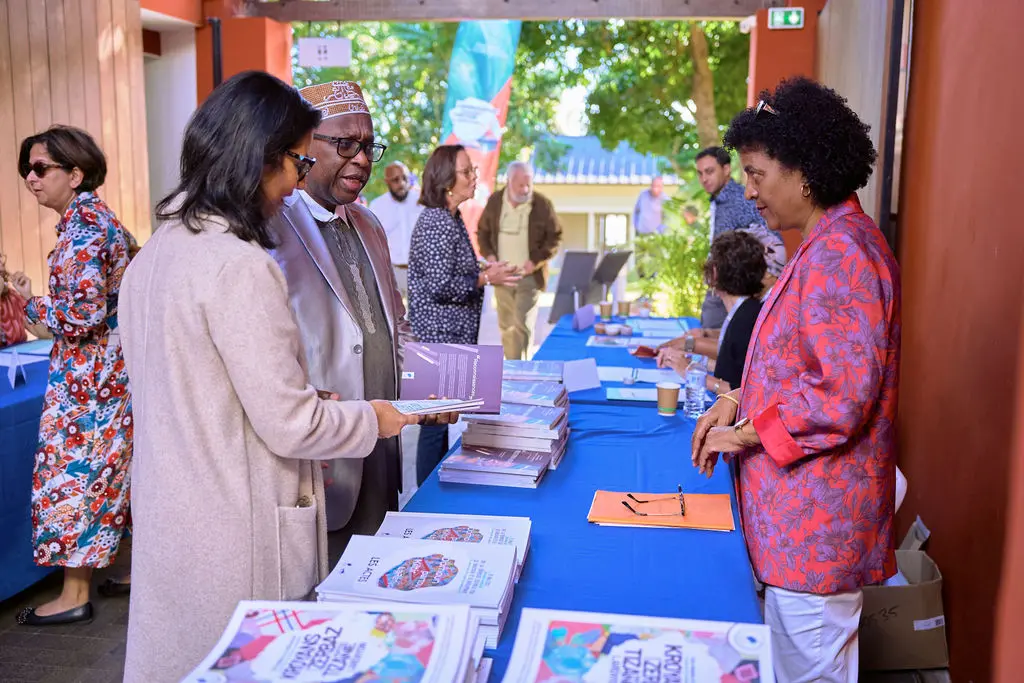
[0, 289, 555, 681]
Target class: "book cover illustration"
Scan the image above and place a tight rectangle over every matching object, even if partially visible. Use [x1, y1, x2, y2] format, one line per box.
[378, 554, 460, 591]
[501, 381, 566, 407]
[182, 600, 469, 683]
[502, 609, 772, 683]
[462, 403, 565, 430]
[376, 513, 530, 564]
[422, 525, 485, 543]
[320, 536, 515, 609]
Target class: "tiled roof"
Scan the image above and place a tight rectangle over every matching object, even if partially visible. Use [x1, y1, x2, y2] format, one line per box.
[501, 135, 680, 185]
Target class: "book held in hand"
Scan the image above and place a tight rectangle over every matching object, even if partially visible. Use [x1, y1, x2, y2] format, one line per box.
[501, 608, 773, 683]
[391, 398, 484, 415]
[181, 600, 474, 683]
[401, 343, 504, 413]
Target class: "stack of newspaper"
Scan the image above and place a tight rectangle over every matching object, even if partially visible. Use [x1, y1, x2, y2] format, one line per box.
[500, 608, 774, 683]
[317, 535, 518, 652]
[181, 600, 489, 683]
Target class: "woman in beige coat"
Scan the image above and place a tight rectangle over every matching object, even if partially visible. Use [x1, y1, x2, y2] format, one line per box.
[117, 72, 419, 682]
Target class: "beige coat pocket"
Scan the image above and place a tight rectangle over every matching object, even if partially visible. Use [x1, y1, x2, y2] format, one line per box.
[275, 503, 318, 600]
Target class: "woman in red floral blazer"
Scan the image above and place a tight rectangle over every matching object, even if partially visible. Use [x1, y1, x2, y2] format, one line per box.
[691, 78, 900, 683]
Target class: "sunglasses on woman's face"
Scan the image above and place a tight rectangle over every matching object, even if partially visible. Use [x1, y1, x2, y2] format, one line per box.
[20, 162, 67, 179]
[284, 151, 316, 182]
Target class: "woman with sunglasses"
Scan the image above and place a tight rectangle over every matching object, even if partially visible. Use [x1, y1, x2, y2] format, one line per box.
[117, 71, 418, 682]
[407, 145, 521, 484]
[691, 77, 900, 682]
[9, 125, 138, 626]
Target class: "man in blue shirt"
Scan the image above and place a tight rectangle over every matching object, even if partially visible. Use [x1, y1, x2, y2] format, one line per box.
[695, 146, 765, 328]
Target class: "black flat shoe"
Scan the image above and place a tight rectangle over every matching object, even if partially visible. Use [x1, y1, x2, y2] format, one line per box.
[15, 602, 93, 626]
[97, 577, 131, 597]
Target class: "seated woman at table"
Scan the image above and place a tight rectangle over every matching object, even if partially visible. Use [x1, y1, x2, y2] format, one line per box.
[407, 144, 520, 485]
[658, 230, 765, 395]
[117, 71, 420, 682]
[9, 125, 138, 626]
[657, 224, 784, 362]
[691, 77, 899, 683]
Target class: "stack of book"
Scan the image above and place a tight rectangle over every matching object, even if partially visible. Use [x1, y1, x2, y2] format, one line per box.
[502, 359, 564, 383]
[437, 402, 568, 487]
[316, 535, 518, 653]
[182, 599, 489, 683]
[501, 608, 774, 682]
[460, 403, 568, 466]
[500, 380, 568, 408]
[375, 511, 533, 583]
[438, 443, 552, 489]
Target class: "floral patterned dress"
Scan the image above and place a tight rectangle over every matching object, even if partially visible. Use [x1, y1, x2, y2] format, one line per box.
[24, 192, 137, 568]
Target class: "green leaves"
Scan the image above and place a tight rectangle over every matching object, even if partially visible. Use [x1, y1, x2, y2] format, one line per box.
[290, 20, 748, 201]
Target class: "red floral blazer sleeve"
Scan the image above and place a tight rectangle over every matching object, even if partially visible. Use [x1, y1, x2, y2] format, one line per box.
[752, 227, 897, 468]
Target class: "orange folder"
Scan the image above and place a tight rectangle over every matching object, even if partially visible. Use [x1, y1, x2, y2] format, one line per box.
[587, 490, 736, 532]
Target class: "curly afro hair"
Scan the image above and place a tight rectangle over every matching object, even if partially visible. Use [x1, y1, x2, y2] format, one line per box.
[722, 77, 877, 209]
[703, 230, 767, 298]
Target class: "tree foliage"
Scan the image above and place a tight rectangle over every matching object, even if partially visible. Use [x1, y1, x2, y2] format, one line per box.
[570, 20, 750, 176]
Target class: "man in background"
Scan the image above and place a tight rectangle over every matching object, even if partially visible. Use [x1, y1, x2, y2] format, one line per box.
[633, 175, 667, 235]
[478, 161, 562, 360]
[695, 146, 764, 328]
[370, 161, 422, 298]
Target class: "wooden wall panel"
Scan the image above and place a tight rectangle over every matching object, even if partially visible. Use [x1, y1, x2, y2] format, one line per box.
[0, 0, 152, 290]
[0, 0, 24, 277]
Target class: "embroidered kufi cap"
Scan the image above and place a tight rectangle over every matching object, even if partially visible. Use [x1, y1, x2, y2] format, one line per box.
[298, 81, 370, 120]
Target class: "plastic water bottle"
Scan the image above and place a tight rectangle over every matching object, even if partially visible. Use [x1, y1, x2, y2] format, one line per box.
[684, 356, 708, 418]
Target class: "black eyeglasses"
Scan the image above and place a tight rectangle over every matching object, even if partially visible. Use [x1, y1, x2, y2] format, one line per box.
[620, 485, 687, 517]
[313, 134, 387, 163]
[285, 151, 316, 182]
[755, 100, 780, 118]
[20, 162, 67, 179]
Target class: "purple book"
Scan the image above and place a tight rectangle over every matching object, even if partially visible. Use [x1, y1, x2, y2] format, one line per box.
[442, 444, 550, 477]
[401, 343, 504, 413]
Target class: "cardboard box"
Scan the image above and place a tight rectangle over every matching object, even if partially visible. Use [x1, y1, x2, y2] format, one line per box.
[860, 518, 949, 671]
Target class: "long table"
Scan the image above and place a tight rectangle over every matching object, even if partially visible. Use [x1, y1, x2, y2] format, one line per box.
[532, 314, 700, 406]
[0, 353, 53, 600]
[406, 316, 759, 679]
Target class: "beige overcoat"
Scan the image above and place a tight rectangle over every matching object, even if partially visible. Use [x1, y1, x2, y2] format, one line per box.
[117, 215, 379, 682]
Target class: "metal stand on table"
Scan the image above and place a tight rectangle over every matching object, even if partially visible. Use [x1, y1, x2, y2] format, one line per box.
[586, 250, 633, 305]
[548, 250, 599, 323]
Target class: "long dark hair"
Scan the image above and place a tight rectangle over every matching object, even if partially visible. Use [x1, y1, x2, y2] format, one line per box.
[419, 144, 465, 209]
[156, 71, 321, 249]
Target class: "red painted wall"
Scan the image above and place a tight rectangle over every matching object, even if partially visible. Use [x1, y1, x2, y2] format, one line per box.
[896, 1, 1024, 680]
[196, 17, 293, 101]
[140, 0, 202, 25]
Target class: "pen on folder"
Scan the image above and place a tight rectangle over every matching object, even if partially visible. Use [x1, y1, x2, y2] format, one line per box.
[678, 484, 686, 516]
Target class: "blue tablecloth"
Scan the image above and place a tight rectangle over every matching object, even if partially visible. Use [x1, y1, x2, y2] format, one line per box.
[0, 353, 53, 600]
[533, 314, 700, 406]
[406, 401, 760, 679]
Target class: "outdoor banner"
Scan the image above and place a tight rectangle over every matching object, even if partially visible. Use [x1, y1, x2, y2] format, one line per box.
[440, 20, 523, 252]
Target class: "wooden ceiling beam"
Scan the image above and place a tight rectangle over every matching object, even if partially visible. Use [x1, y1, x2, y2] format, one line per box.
[240, 0, 784, 23]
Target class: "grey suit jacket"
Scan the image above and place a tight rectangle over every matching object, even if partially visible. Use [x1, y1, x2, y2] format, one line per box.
[269, 191, 415, 530]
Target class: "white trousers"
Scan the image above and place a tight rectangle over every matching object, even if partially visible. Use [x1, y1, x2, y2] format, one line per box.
[764, 585, 863, 683]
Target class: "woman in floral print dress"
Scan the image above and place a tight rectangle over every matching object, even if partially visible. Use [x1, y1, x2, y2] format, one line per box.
[9, 126, 136, 626]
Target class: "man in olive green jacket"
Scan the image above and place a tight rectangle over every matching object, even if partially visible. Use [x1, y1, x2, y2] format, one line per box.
[477, 161, 562, 360]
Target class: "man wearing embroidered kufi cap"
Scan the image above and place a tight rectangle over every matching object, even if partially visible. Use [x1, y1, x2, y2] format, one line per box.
[268, 81, 457, 553]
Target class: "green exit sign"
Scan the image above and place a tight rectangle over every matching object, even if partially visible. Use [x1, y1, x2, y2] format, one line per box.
[768, 7, 805, 29]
